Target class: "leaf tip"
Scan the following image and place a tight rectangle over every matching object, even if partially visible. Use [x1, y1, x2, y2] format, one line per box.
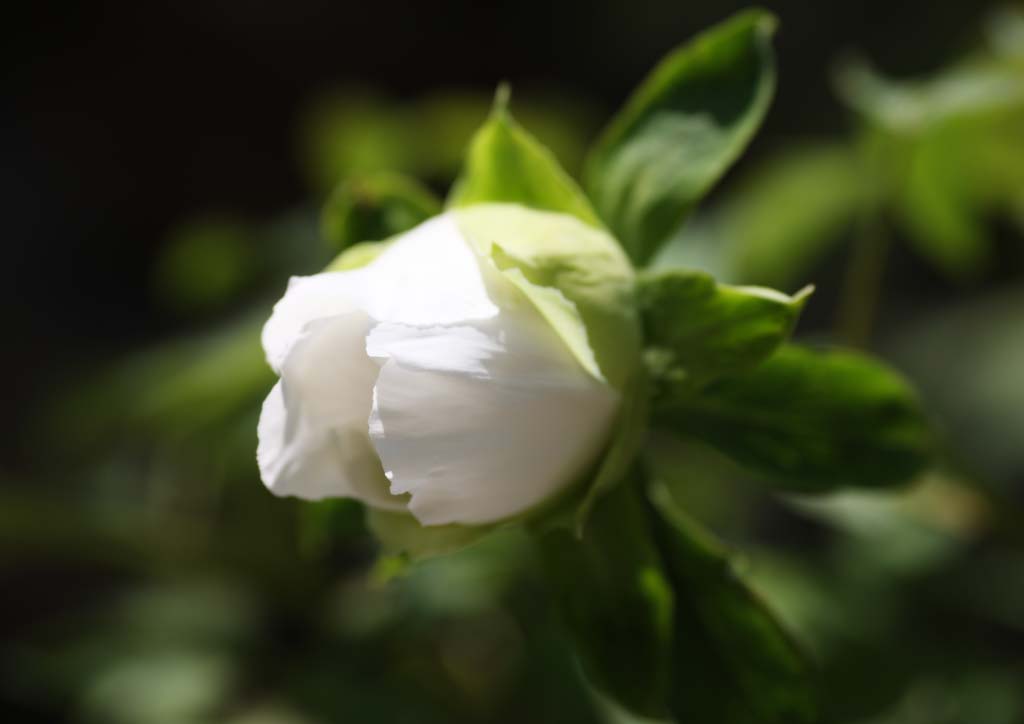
[492, 82, 512, 116]
[748, 7, 780, 37]
[793, 284, 815, 307]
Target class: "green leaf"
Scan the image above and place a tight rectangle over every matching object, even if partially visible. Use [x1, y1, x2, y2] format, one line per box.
[654, 344, 932, 492]
[321, 172, 441, 251]
[585, 9, 777, 265]
[448, 86, 602, 227]
[638, 267, 811, 391]
[365, 508, 490, 562]
[646, 482, 819, 724]
[536, 480, 673, 718]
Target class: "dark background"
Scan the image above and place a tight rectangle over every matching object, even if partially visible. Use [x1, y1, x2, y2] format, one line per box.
[2, 0, 995, 460]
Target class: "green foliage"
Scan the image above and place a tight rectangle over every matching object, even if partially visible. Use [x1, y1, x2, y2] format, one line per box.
[298, 88, 596, 192]
[833, 57, 1024, 281]
[638, 267, 811, 390]
[448, 87, 602, 227]
[56, 317, 272, 445]
[883, 289, 1024, 486]
[653, 344, 932, 492]
[718, 144, 869, 289]
[585, 9, 777, 264]
[647, 482, 819, 724]
[537, 480, 673, 718]
[321, 173, 441, 251]
[365, 509, 491, 562]
[574, 365, 649, 534]
[154, 217, 257, 314]
[42, 10, 1024, 724]
[835, 59, 1024, 133]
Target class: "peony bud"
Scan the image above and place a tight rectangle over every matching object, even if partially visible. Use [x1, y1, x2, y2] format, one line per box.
[257, 203, 640, 526]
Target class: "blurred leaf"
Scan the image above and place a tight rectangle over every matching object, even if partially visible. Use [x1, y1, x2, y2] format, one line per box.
[986, 5, 1024, 61]
[883, 288, 1024, 484]
[299, 498, 367, 557]
[646, 482, 819, 724]
[835, 59, 1024, 132]
[299, 90, 418, 191]
[896, 124, 992, 280]
[299, 88, 599, 194]
[154, 216, 256, 314]
[789, 479, 976, 577]
[538, 480, 673, 719]
[653, 344, 932, 492]
[365, 508, 490, 562]
[57, 317, 272, 446]
[834, 56, 1024, 281]
[650, 215, 734, 280]
[720, 144, 868, 288]
[449, 87, 601, 227]
[321, 173, 441, 250]
[80, 650, 236, 724]
[856, 672, 1024, 724]
[585, 9, 777, 264]
[638, 267, 811, 390]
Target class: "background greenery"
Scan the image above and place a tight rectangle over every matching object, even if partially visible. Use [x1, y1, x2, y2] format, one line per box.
[4, 1, 1023, 722]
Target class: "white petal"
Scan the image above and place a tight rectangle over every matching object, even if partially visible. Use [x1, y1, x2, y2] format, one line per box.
[367, 310, 619, 526]
[361, 213, 499, 325]
[261, 213, 497, 372]
[256, 311, 404, 510]
[261, 272, 368, 372]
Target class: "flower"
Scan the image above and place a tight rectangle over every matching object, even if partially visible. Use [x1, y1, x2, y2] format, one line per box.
[257, 203, 639, 527]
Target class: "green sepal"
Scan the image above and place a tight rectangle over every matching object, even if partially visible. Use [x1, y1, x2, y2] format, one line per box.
[574, 363, 649, 534]
[639, 267, 811, 391]
[585, 9, 777, 265]
[323, 240, 389, 272]
[535, 478, 674, 718]
[321, 172, 441, 251]
[456, 204, 642, 393]
[448, 86, 602, 228]
[654, 344, 933, 492]
[365, 508, 491, 563]
[646, 481, 820, 724]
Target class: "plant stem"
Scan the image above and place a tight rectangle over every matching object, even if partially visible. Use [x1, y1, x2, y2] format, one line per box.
[837, 211, 890, 347]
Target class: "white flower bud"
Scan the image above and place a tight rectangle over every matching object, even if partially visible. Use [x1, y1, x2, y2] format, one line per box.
[257, 205, 625, 526]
